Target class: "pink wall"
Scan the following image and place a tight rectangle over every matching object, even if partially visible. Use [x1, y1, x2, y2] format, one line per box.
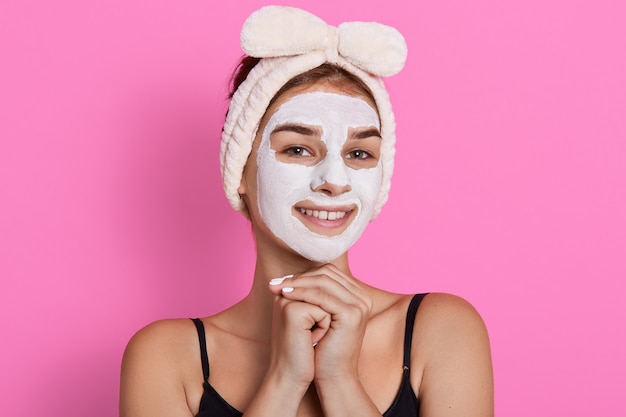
[1, 1, 624, 415]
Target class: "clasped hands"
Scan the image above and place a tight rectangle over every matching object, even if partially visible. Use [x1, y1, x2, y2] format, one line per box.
[266, 264, 373, 390]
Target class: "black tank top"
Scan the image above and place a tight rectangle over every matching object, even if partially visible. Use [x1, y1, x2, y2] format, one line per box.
[191, 293, 427, 417]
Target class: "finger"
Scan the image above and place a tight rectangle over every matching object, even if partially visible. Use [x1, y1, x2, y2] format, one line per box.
[323, 265, 372, 307]
[282, 275, 371, 314]
[277, 298, 332, 347]
[310, 313, 331, 345]
[280, 286, 366, 323]
[298, 265, 368, 304]
[269, 273, 356, 305]
[270, 268, 371, 313]
[268, 274, 294, 295]
[276, 297, 331, 332]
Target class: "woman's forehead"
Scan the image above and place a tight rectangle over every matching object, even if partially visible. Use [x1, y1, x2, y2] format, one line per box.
[267, 91, 380, 131]
[259, 83, 379, 132]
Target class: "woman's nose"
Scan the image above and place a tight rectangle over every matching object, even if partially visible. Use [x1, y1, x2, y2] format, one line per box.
[310, 156, 352, 196]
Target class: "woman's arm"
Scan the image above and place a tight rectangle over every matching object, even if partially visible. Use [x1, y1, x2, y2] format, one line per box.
[416, 293, 494, 417]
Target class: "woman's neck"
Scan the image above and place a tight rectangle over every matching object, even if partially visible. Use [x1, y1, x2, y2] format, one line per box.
[227, 246, 352, 342]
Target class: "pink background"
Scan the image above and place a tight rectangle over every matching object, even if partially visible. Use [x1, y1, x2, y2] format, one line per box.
[1, 0, 624, 415]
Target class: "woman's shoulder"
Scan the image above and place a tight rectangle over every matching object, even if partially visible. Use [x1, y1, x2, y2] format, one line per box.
[121, 317, 214, 386]
[123, 318, 199, 358]
[416, 292, 487, 325]
[370, 291, 482, 320]
[371, 291, 488, 339]
[411, 293, 494, 415]
[411, 292, 490, 356]
[120, 318, 204, 417]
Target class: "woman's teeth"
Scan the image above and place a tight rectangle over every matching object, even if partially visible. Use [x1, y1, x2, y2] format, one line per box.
[296, 208, 347, 220]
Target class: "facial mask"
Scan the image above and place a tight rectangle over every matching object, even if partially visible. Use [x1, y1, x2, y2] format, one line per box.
[256, 91, 382, 262]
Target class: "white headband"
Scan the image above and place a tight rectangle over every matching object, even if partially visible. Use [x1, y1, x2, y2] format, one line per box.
[221, 5, 407, 218]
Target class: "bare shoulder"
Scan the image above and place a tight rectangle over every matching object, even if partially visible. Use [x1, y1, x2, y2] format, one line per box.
[416, 292, 489, 335]
[123, 318, 199, 356]
[414, 292, 491, 366]
[122, 319, 200, 378]
[120, 319, 201, 417]
[412, 293, 494, 417]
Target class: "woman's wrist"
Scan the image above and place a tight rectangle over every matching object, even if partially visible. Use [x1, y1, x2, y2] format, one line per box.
[244, 370, 309, 417]
[314, 374, 381, 417]
[265, 359, 314, 393]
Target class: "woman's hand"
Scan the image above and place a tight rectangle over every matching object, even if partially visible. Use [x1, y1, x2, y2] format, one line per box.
[267, 265, 381, 417]
[265, 277, 331, 390]
[242, 279, 333, 417]
[268, 264, 373, 384]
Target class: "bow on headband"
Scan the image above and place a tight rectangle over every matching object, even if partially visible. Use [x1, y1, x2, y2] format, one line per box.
[240, 6, 407, 77]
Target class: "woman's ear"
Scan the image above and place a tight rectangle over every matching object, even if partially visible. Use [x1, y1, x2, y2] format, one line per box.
[237, 180, 251, 220]
[237, 172, 252, 221]
[238, 176, 248, 196]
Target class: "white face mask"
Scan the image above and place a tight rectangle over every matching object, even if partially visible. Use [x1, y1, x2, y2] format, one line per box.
[256, 91, 382, 262]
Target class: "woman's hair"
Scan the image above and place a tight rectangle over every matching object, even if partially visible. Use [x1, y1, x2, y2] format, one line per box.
[228, 55, 377, 110]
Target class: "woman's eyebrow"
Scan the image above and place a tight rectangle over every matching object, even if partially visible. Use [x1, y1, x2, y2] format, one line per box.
[352, 127, 382, 139]
[272, 123, 318, 136]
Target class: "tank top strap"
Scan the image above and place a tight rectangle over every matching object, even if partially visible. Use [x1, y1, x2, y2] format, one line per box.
[403, 294, 427, 368]
[191, 318, 210, 382]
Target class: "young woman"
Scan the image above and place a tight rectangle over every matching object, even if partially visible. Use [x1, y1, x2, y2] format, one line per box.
[120, 6, 493, 417]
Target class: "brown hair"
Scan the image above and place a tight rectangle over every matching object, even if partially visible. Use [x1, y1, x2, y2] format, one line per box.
[228, 55, 377, 108]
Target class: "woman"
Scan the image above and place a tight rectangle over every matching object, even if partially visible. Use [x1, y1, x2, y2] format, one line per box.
[120, 6, 493, 417]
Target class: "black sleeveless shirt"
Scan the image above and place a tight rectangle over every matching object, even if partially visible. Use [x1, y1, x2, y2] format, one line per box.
[191, 293, 427, 417]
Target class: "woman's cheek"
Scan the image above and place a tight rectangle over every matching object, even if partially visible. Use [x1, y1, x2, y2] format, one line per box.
[348, 163, 383, 221]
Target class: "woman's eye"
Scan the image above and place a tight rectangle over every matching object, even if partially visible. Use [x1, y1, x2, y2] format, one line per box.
[284, 146, 312, 157]
[346, 149, 371, 160]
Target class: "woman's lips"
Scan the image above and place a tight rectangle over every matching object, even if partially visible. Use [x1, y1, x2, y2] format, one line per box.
[293, 204, 356, 234]
[295, 207, 348, 220]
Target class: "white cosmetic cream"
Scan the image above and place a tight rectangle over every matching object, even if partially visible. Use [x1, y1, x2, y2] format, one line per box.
[256, 91, 382, 262]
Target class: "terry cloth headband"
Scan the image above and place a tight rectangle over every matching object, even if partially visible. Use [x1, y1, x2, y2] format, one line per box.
[221, 5, 407, 218]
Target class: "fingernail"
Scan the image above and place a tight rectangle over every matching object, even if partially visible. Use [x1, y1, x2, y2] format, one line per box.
[269, 274, 293, 286]
[281, 287, 294, 293]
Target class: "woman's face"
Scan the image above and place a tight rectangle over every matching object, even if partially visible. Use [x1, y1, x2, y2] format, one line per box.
[239, 82, 382, 263]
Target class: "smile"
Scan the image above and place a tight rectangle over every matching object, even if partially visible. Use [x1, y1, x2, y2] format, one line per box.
[293, 203, 356, 235]
[296, 207, 349, 220]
